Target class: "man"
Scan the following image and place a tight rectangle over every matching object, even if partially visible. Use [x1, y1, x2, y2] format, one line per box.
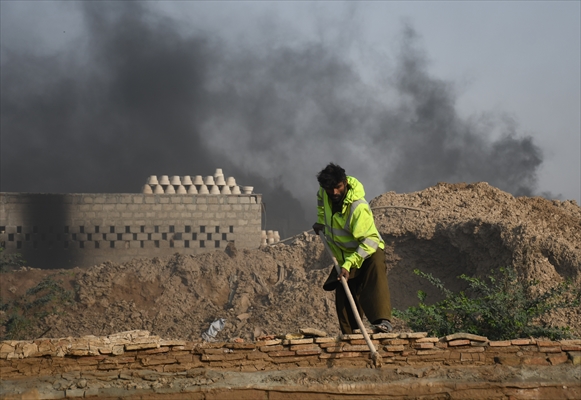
[313, 163, 392, 334]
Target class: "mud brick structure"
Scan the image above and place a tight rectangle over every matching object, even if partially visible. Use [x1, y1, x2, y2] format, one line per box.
[0, 192, 262, 269]
[1, 330, 580, 399]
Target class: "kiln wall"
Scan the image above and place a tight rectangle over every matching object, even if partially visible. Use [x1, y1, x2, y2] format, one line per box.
[0, 192, 262, 269]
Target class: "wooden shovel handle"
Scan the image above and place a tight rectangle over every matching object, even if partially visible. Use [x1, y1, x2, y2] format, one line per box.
[317, 232, 380, 360]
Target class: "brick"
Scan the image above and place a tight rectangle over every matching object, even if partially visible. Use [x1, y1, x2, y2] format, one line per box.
[548, 354, 569, 365]
[416, 349, 447, 356]
[343, 344, 373, 352]
[163, 364, 189, 373]
[315, 337, 340, 344]
[324, 346, 345, 353]
[400, 332, 428, 339]
[415, 337, 440, 343]
[460, 352, 483, 362]
[296, 348, 322, 355]
[319, 352, 364, 359]
[299, 328, 328, 337]
[83, 371, 120, 381]
[174, 354, 193, 363]
[268, 351, 296, 357]
[522, 356, 550, 366]
[140, 355, 177, 366]
[502, 346, 527, 354]
[489, 341, 512, 347]
[290, 344, 320, 351]
[349, 339, 379, 346]
[255, 339, 282, 346]
[539, 346, 562, 353]
[561, 345, 581, 351]
[223, 343, 257, 350]
[494, 356, 521, 366]
[259, 345, 284, 352]
[102, 356, 135, 364]
[444, 333, 487, 342]
[413, 342, 435, 349]
[289, 338, 313, 345]
[341, 334, 364, 340]
[559, 339, 581, 346]
[460, 347, 484, 354]
[371, 332, 399, 340]
[125, 343, 159, 351]
[381, 339, 409, 346]
[537, 340, 558, 347]
[77, 356, 106, 365]
[202, 348, 231, 355]
[247, 351, 270, 360]
[383, 345, 405, 352]
[513, 347, 533, 356]
[568, 351, 581, 365]
[448, 340, 471, 347]
[198, 342, 225, 350]
[97, 347, 113, 355]
[459, 347, 485, 353]
[201, 353, 245, 361]
[511, 339, 532, 346]
[469, 341, 487, 347]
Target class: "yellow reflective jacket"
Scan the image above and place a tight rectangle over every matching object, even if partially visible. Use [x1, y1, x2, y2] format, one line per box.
[316, 176, 385, 272]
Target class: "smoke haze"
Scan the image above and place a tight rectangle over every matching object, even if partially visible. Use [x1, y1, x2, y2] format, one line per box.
[1, 3, 544, 237]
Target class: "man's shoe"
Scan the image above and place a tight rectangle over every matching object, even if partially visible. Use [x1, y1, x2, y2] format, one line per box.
[373, 320, 393, 333]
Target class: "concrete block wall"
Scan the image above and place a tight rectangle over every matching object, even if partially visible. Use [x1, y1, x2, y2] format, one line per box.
[0, 192, 262, 269]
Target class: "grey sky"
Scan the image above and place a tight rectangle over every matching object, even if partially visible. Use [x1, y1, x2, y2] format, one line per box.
[1, 1, 579, 237]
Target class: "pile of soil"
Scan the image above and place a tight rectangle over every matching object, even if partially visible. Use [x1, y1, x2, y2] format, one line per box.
[1, 182, 580, 341]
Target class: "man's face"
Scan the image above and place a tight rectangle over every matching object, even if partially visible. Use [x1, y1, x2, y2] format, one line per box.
[325, 180, 348, 204]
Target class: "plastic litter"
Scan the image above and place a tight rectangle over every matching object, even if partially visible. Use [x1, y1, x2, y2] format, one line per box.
[202, 318, 226, 342]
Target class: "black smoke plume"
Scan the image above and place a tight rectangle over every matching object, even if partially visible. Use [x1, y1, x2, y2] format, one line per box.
[1, 3, 543, 237]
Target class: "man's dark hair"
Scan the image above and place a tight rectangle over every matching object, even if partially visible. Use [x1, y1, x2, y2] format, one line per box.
[317, 163, 347, 190]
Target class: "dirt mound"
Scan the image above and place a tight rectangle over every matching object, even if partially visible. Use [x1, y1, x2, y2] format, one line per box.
[372, 182, 581, 333]
[1, 182, 580, 341]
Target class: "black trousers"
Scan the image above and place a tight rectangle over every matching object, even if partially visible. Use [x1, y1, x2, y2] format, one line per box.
[324, 248, 392, 334]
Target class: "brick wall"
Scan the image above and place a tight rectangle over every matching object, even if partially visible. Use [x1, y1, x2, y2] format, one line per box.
[1, 330, 580, 399]
[2, 330, 580, 374]
[0, 193, 263, 269]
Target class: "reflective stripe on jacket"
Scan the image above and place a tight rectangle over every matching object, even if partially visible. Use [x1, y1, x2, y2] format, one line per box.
[316, 176, 385, 271]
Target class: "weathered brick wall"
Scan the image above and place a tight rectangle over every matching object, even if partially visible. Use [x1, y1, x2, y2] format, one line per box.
[0, 193, 262, 269]
[1, 330, 580, 399]
[2, 330, 579, 374]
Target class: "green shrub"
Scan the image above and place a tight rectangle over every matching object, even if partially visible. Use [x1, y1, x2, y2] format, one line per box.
[0, 246, 25, 272]
[394, 267, 580, 340]
[0, 276, 74, 340]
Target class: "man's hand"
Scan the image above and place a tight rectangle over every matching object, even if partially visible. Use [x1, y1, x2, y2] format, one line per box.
[337, 267, 349, 282]
[312, 223, 325, 235]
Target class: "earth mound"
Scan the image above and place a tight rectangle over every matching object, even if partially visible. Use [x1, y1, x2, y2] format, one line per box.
[1, 182, 580, 341]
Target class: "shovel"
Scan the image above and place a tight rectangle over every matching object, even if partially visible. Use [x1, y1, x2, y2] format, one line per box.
[318, 232, 382, 367]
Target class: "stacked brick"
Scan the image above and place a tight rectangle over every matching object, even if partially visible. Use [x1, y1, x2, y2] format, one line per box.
[1, 330, 580, 379]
